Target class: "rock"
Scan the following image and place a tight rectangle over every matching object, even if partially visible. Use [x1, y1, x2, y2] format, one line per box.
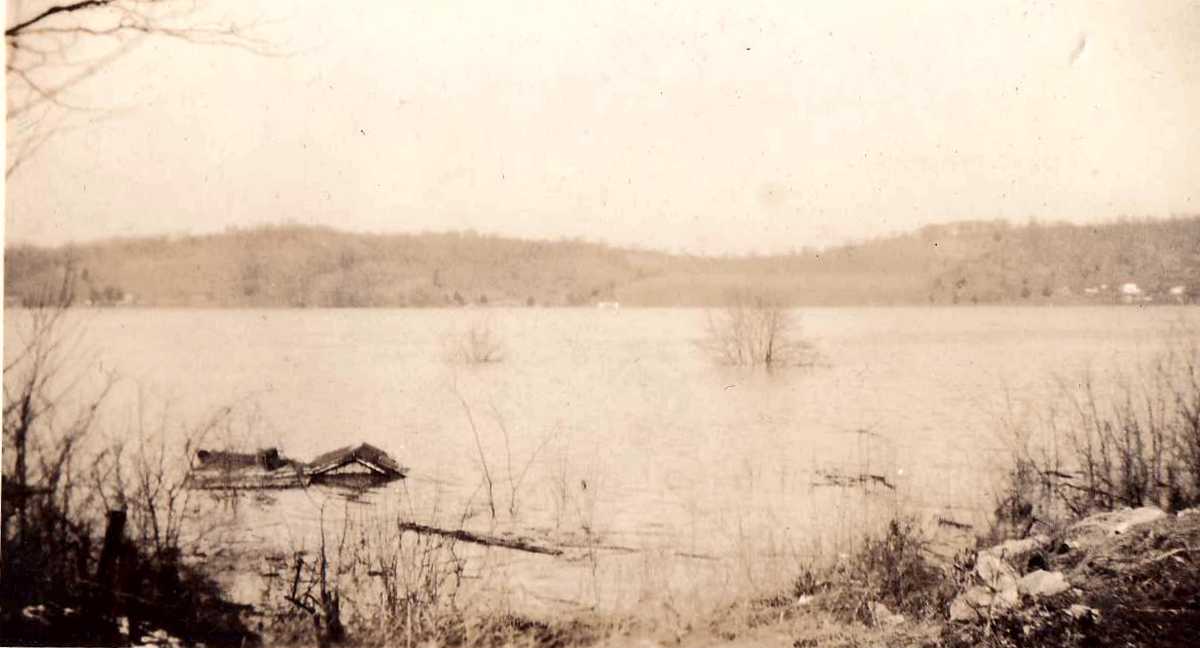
[1177, 508, 1199, 519]
[1104, 506, 1166, 532]
[1018, 570, 1070, 597]
[1067, 507, 1166, 546]
[979, 534, 1050, 562]
[20, 605, 48, 625]
[949, 599, 977, 623]
[975, 552, 1019, 591]
[1068, 604, 1101, 623]
[949, 586, 995, 622]
[869, 602, 905, 626]
[993, 585, 1020, 609]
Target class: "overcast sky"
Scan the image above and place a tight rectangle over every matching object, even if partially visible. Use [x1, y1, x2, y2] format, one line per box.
[5, 0, 1198, 254]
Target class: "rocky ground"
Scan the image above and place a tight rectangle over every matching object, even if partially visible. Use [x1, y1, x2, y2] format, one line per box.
[25, 504, 1185, 647]
[594, 506, 1199, 648]
[938, 505, 1199, 648]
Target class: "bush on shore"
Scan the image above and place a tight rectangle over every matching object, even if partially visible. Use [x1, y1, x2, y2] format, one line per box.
[2, 279, 257, 647]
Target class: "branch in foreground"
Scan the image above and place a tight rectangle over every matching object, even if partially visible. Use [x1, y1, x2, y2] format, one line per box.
[6, 0, 115, 38]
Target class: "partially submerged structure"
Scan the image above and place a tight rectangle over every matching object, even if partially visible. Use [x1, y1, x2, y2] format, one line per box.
[186, 448, 307, 490]
[307, 443, 407, 486]
[185, 443, 405, 490]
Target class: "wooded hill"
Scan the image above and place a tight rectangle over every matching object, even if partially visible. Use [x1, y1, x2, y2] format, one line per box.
[5, 217, 1199, 308]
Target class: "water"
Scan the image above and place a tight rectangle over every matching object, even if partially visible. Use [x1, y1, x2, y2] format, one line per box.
[6, 305, 1196, 612]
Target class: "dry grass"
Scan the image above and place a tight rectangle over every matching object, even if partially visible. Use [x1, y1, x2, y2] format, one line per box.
[993, 328, 1200, 536]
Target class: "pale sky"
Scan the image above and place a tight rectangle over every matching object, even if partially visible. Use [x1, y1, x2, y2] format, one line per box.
[5, 0, 1199, 254]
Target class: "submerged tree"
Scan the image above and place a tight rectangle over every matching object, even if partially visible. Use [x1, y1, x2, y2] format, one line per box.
[702, 289, 816, 369]
[444, 316, 506, 365]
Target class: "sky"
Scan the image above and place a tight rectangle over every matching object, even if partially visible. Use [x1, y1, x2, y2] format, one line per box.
[4, 0, 1199, 254]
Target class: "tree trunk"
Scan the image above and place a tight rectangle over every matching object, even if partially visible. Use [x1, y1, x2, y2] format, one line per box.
[96, 509, 127, 587]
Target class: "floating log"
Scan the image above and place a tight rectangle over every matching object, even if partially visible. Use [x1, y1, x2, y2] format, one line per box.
[554, 541, 719, 561]
[393, 525, 722, 562]
[936, 515, 973, 531]
[814, 469, 896, 490]
[396, 522, 563, 556]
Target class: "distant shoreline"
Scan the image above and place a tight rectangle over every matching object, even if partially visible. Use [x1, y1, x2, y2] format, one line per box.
[6, 218, 1198, 309]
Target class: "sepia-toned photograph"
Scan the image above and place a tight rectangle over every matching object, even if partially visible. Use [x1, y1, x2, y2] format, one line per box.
[3, 1, 1199, 646]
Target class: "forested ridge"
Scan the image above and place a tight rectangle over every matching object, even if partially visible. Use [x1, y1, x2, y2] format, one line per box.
[5, 217, 1199, 307]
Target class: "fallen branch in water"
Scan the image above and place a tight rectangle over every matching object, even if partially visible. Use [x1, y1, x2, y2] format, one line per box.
[936, 516, 973, 531]
[397, 522, 563, 556]
[555, 541, 720, 561]
[813, 469, 896, 491]
[397, 522, 722, 561]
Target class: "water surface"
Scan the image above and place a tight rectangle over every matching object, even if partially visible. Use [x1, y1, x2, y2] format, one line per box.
[7, 306, 1194, 611]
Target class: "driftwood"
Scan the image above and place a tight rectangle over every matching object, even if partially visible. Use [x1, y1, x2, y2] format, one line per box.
[398, 522, 720, 561]
[396, 522, 564, 556]
[936, 515, 973, 531]
[814, 469, 896, 491]
[555, 540, 719, 561]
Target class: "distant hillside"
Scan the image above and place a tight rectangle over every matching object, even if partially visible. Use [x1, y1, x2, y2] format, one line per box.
[5, 218, 1199, 308]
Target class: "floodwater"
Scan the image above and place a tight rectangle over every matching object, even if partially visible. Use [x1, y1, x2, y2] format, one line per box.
[5, 306, 1197, 613]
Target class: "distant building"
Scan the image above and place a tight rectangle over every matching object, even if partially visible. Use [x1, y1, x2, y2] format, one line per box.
[1120, 283, 1143, 304]
[1169, 285, 1188, 304]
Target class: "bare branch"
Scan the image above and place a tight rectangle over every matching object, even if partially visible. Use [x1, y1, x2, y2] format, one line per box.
[6, 0, 283, 176]
[6, 0, 117, 38]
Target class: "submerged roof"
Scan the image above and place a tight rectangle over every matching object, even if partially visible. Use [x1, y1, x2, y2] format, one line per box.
[307, 443, 404, 476]
[187, 443, 405, 489]
[194, 448, 294, 471]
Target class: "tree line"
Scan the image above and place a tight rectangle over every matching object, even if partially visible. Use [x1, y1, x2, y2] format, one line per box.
[5, 217, 1199, 308]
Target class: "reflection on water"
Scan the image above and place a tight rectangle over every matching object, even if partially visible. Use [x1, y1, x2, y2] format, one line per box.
[6, 306, 1197, 612]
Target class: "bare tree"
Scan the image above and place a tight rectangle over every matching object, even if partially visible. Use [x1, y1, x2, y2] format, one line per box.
[443, 316, 505, 365]
[6, 0, 276, 177]
[1, 264, 118, 612]
[2, 268, 258, 646]
[4, 264, 102, 518]
[702, 289, 817, 369]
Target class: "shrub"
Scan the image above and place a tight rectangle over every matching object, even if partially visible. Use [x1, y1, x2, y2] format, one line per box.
[445, 317, 506, 364]
[2, 276, 256, 646]
[789, 517, 957, 625]
[701, 289, 817, 368]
